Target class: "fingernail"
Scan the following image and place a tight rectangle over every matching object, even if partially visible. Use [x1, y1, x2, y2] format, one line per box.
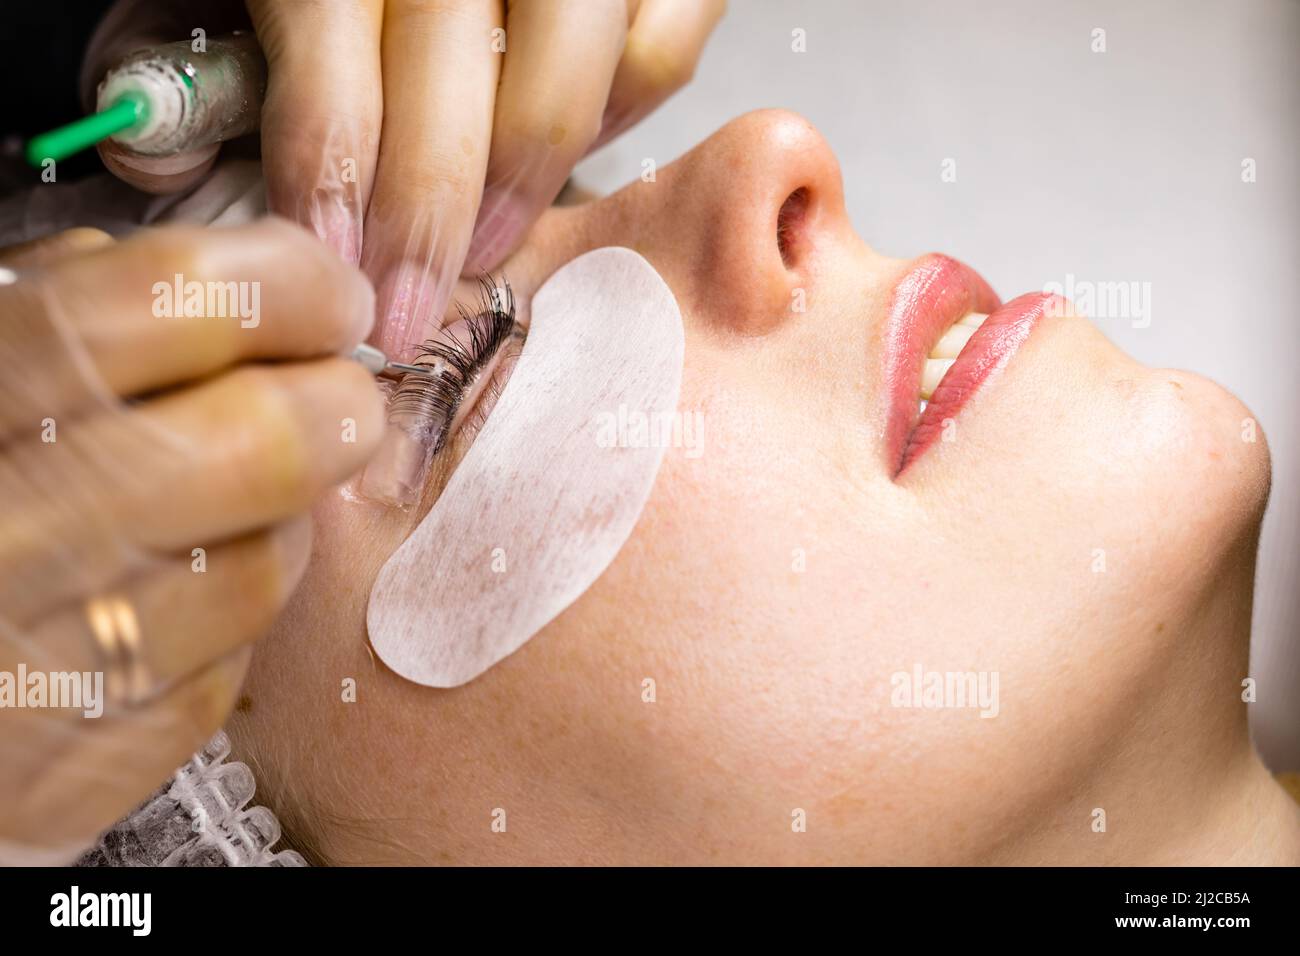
[373, 261, 453, 361]
[309, 195, 363, 267]
[466, 188, 530, 273]
[355, 418, 437, 509]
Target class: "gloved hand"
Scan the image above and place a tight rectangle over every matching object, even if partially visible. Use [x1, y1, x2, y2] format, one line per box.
[83, 0, 726, 359]
[0, 220, 383, 863]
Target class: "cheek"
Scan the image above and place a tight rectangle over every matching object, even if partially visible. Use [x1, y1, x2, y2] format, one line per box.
[530, 379, 910, 835]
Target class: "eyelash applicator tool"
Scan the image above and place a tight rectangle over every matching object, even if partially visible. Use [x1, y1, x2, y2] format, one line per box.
[350, 343, 443, 381]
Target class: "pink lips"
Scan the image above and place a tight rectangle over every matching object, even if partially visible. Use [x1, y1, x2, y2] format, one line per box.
[883, 254, 1061, 476]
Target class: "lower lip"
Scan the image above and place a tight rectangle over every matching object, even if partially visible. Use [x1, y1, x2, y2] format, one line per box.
[895, 290, 1063, 475]
[882, 255, 999, 472]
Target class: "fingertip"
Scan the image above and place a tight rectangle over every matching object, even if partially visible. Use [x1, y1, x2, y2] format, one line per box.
[288, 356, 389, 482]
[254, 215, 376, 346]
[371, 259, 457, 361]
[307, 197, 365, 267]
[260, 129, 367, 266]
[341, 271, 377, 349]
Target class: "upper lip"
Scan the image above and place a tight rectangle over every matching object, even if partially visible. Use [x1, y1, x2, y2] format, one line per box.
[882, 253, 1059, 476]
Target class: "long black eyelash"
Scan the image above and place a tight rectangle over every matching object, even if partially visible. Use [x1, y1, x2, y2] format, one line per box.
[386, 274, 520, 449]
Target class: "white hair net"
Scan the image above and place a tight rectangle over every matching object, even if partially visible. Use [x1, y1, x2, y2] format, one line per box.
[77, 732, 304, 867]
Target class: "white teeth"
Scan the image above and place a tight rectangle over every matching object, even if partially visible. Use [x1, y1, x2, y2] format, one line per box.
[920, 358, 954, 400]
[918, 311, 988, 405]
[929, 322, 976, 359]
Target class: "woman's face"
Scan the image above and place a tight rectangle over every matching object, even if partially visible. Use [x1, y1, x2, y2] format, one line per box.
[234, 110, 1271, 865]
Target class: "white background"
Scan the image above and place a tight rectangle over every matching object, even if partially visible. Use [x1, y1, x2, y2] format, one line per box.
[576, 0, 1300, 768]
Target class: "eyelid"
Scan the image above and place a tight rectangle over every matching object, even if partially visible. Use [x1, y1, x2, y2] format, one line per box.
[443, 331, 524, 450]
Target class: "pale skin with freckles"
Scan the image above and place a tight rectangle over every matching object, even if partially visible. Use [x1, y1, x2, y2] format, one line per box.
[231, 111, 1300, 866]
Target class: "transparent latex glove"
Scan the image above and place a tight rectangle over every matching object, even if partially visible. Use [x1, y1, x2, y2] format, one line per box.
[0, 221, 383, 863]
[82, 0, 726, 359]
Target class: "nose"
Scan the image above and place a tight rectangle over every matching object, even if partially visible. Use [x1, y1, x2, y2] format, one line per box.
[651, 109, 850, 334]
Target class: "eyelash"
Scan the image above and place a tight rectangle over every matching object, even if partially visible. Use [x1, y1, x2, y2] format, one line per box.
[387, 274, 522, 454]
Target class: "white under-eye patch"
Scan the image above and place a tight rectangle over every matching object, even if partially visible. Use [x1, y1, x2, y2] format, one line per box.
[367, 247, 684, 687]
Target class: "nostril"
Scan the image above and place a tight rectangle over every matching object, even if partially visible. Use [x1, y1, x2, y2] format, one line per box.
[776, 187, 810, 267]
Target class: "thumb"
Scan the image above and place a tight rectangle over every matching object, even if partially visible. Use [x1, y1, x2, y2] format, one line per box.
[96, 140, 222, 195]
